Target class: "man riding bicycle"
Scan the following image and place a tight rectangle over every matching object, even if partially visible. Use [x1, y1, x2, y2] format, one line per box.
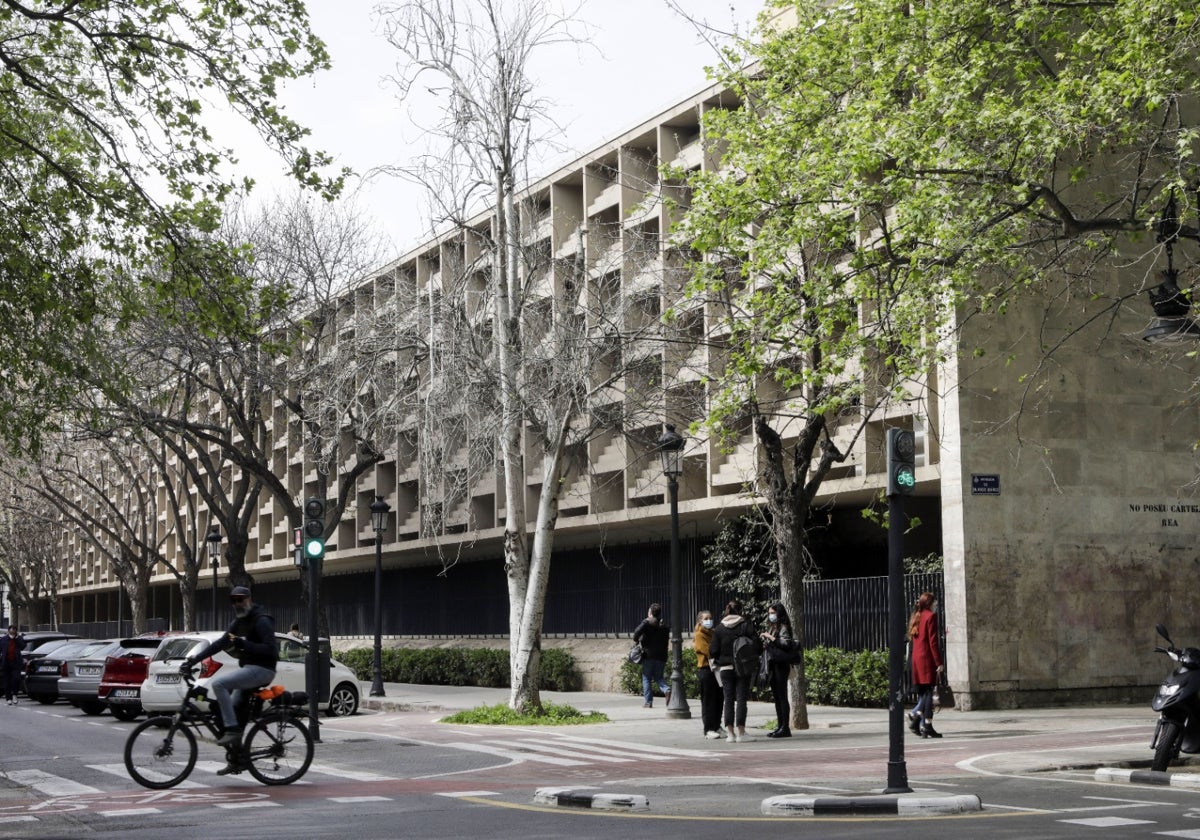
[184, 586, 277, 751]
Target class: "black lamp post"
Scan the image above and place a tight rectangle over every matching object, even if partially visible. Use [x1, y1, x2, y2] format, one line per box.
[205, 523, 222, 630]
[1143, 190, 1200, 343]
[369, 495, 390, 697]
[657, 424, 691, 719]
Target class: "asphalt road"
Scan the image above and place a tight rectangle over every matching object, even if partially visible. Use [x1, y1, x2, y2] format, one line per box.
[5, 697, 1200, 838]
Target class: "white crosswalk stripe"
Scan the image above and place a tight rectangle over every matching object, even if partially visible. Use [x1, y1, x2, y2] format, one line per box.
[443, 734, 719, 767]
[1, 769, 102, 796]
[87, 763, 207, 789]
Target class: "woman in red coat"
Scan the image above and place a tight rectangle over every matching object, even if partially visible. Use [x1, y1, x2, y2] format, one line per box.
[908, 592, 944, 738]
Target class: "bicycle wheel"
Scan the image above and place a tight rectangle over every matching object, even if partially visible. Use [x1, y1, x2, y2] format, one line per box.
[124, 716, 198, 789]
[245, 713, 313, 785]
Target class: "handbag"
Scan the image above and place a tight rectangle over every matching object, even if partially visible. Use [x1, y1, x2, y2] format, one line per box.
[627, 642, 644, 664]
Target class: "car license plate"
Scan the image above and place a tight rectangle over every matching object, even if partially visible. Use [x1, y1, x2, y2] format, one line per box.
[112, 688, 139, 698]
[77, 665, 101, 676]
[156, 674, 181, 685]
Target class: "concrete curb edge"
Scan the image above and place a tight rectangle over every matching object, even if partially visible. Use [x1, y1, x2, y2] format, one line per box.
[761, 793, 982, 817]
[533, 787, 650, 811]
[1096, 768, 1200, 789]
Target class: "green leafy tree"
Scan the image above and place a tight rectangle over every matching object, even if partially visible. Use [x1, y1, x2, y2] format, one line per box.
[0, 1, 344, 450]
[678, 0, 1200, 728]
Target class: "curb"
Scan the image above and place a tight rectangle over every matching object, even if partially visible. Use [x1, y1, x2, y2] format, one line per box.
[361, 699, 449, 714]
[533, 787, 650, 812]
[761, 793, 982, 817]
[1096, 768, 1200, 789]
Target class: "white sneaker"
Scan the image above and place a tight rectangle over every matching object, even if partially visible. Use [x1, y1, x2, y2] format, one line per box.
[725, 732, 735, 743]
[735, 732, 746, 742]
[705, 730, 721, 740]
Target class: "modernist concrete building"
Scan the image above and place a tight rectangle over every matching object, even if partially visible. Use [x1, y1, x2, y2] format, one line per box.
[45, 37, 1200, 710]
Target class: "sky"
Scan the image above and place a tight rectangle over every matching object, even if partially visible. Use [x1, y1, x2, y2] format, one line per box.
[227, 0, 762, 258]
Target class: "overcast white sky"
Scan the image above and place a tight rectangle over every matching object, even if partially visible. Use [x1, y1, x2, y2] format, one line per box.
[229, 0, 761, 258]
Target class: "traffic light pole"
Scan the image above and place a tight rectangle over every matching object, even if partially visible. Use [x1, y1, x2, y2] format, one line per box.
[885, 488, 911, 793]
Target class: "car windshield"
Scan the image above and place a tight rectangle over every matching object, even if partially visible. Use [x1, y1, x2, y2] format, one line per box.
[154, 638, 208, 661]
[46, 640, 105, 661]
[30, 639, 78, 657]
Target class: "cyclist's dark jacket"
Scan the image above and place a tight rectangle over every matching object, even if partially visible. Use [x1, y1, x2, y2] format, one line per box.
[191, 604, 278, 671]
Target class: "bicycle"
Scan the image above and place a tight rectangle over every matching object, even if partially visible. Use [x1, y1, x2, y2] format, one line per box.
[123, 664, 314, 788]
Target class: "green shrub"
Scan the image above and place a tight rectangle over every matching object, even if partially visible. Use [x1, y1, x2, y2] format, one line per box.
[617, 645, 887, 709]
[442, 701, 607, 725]
[337, 645, 582, 691]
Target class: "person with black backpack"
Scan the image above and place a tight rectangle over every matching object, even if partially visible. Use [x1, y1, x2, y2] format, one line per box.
[708, 600, 758, 742]
[760, 601, 800, 738]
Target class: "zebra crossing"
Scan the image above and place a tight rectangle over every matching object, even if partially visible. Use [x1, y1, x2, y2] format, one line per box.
[438, 731, 719, 767]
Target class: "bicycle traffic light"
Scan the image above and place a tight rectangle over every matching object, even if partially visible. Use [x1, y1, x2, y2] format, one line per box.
[886, 428, 916, 497]
[303, 497, 326, 559]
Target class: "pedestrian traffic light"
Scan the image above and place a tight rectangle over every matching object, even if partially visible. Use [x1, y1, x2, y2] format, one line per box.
[303, 497, 326, 560]
[886, 428, 916, 496]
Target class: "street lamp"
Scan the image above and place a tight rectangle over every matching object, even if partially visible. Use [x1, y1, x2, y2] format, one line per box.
[657, 424, 690, 719]
[369, 495, 391, 698]
[205, 523, 222, 630]
[1143, 190, 1200, 343]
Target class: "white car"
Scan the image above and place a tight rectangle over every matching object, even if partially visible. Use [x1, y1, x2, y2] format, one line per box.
[140, 632, 360, 717]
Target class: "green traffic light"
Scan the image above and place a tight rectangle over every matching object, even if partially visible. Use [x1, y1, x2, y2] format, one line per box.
[304, 538, 324, 558]
[896, 466, 916, 488]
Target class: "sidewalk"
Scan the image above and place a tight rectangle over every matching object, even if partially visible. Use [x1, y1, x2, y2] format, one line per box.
[356, 680, 1174, 777]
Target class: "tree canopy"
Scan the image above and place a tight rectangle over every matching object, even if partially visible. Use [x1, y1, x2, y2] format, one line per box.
[0, 0, 344, 449]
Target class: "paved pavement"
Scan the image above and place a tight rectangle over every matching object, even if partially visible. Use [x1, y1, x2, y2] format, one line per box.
[355, 679, 1194, 814]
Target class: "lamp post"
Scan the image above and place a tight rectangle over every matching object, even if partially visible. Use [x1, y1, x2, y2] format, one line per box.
[1143, 189, 1200, 343]
[205, 523, 222, 630]
[369, 495, 390, 697]
[657, 424, 690, 719]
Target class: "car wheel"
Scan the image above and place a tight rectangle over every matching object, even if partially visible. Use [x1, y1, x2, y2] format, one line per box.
[326, 682, 359, 717]
[110, 706, 141, 722]
[80, 700, 106, 715]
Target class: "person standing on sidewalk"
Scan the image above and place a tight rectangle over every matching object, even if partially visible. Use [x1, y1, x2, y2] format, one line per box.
[633, 604, 670, 708]
[908, 591, 944, 738]
[693, 609, 722, 739]
[2, 626, 25, 705]
[760, 601, 799, 738]
[709, 600, 756, 742]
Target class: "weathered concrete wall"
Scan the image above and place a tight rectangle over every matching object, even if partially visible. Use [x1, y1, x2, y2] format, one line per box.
[331, 635, 635, 693]
[944, 266, 1200, 709]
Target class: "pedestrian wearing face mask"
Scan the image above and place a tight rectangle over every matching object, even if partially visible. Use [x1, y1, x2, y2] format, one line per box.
[693, 609, 722, 739]
[760, 601, 799, 738]
[907, 591, 944, 738]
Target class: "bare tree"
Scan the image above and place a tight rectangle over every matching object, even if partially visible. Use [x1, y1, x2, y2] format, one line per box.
[377, 0, 682, 711]
[0, 485, 62, 629]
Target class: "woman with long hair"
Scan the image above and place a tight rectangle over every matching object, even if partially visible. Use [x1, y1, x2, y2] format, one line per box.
[708, 600, 756, 742]
[760, 600, 799, 738]
[908, 591, 944, 738]
[693, 609, 722, 739]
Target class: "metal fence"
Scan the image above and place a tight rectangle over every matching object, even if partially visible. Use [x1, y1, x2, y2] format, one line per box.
[804, 572, 944, 651]
[54, 618, 169, 639]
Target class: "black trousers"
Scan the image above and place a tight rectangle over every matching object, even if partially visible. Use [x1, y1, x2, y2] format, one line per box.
[720, 669, 750, 727]
[769, 662, 791, 729]
[698, 666, 722, 733]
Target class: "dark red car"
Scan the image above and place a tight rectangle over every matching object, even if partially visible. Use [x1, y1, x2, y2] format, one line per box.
[97, 634, 173, 721]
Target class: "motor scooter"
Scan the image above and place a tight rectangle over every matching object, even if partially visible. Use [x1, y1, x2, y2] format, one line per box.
[1151, 623, 1200, 771]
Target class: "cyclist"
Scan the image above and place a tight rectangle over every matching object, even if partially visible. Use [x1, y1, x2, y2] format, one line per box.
[184, 585, 277, 751]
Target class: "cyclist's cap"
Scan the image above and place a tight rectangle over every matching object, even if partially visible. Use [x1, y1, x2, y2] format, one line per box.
[230, 586, 251, 599]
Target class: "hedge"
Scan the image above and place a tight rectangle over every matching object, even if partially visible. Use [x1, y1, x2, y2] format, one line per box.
[338, 647, 582, 692]
[620, 645, 888, 708]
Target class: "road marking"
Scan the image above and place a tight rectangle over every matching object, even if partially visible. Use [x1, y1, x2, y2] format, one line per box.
[1158, 831, 1200, 838]
[0, 816, 38, 824]
[328, 796, 391, 803]
[480, 739, 634, 763]
[306, 763, 395, 781]
[86, 763, 207, 789]
[214, 801, 281, 809]
[437, 791, 498, 798]
[1, 769, 101, 796]
[444, 741, 584, 766]
[99, 808, 162, 817]
[1058, 795, 1171, 812]
[552, 734, 717, 759]
[1060, 816, 1155, 827]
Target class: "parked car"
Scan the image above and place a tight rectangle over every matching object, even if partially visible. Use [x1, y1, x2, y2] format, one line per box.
[98, 635, 175, 721]
[18, 635, 83, 695]
[61, 636, 164, 715]
[140, 632, 360, 717]
[24, 639, 108, 704]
